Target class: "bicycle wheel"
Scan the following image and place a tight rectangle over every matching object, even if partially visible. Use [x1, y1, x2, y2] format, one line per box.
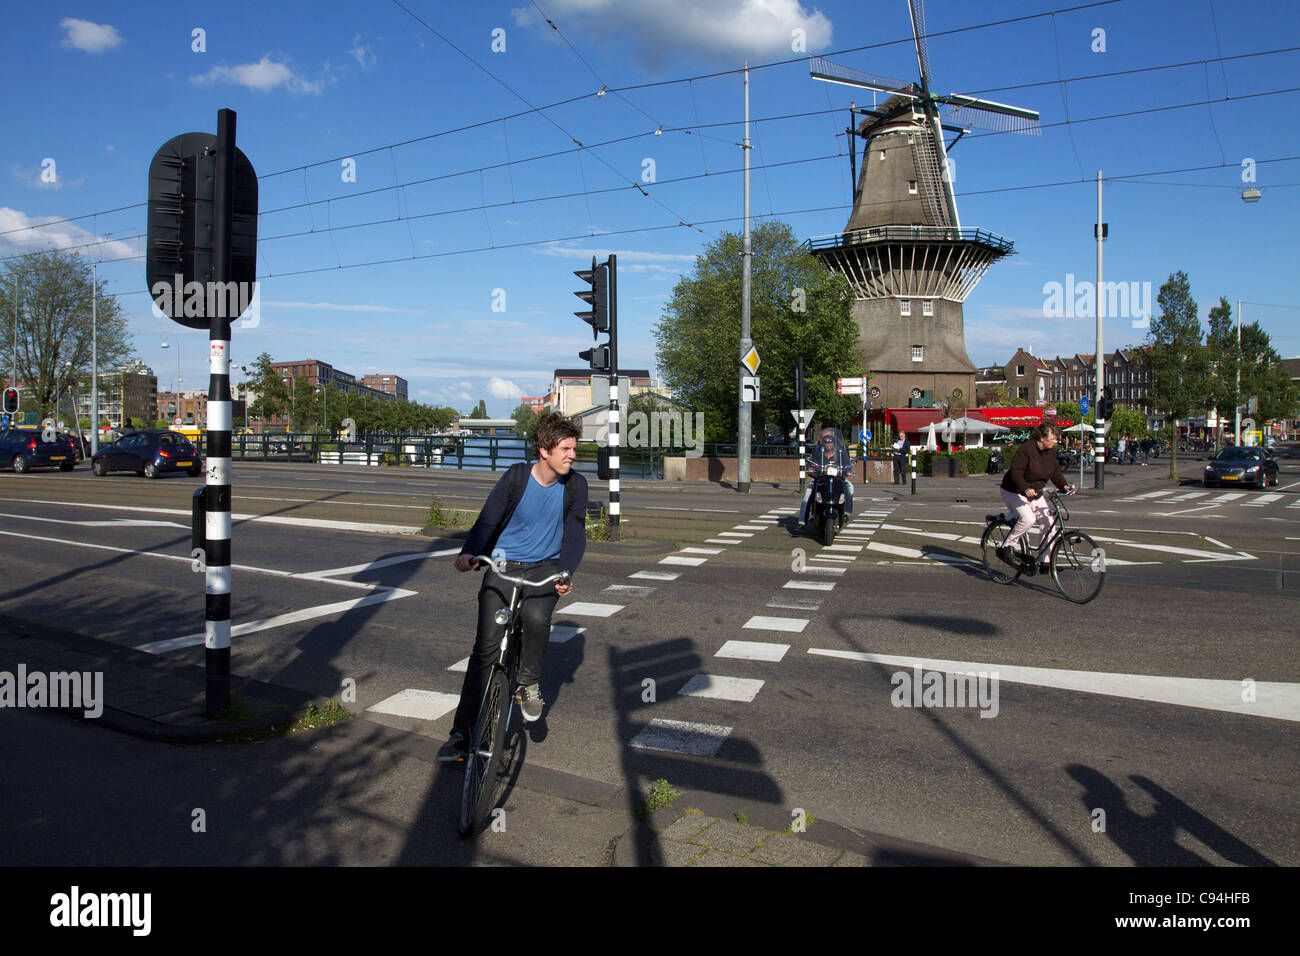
[1050, 530, 1105, 604]
[458, 668, 511, 836]
[981, 521, 1021, 585]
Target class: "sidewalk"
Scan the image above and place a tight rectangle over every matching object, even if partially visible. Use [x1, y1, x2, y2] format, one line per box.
[0, 616, 998, 866]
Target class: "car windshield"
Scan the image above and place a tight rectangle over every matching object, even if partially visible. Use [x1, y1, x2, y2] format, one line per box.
[1215, 447, 1262, 461]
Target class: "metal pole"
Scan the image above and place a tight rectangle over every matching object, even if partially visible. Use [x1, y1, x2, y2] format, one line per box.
[1093, 170, 1105, 490]
[737, 62, 753, 493]
[797, 356, 806, 498]
[91, 262, 99, 454]
[1235, 299, 1242, 446]
[910, 444, 917, 495]
[608, 255, 620, 537]
[204, 107, 237, 717]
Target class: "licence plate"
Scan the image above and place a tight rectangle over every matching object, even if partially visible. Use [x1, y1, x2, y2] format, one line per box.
[177, 461, 192, 467]
[51, 455, 66, 460]
[1222, 475, 1238, 480]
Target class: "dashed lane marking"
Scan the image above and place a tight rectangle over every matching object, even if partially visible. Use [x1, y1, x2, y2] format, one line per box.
[604, 585, 655, 596]
[660, 556, 707, 566]
[795, 565, 845, 575]
[366, 689, 459, 721]
[630, 571, 679, 581]
[716, 640, 790, 662]
[681, 547, 724, 555]
[556, 602, 624, 617]
[767, 597, 822, 611]
[743, 615, 808, 633]
[678, 674, 765, 703]
[784, 580, 835, 591]
[630, 719, 733, 757]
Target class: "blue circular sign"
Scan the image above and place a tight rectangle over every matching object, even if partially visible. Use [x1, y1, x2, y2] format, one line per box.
[1079, 395, 1090, 415]
[860, 428, 872, 443]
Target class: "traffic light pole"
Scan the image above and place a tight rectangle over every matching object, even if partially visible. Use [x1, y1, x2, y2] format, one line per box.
[796, 356, 806, 498]
[205, 108, 236, 717]
[1093, 170, 1105, 491]
[607, 255, 619, 539]
[736, 63, 753, 494]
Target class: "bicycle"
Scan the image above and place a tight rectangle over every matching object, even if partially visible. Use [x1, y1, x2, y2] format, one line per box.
[457, 556, 571, 837]
[980, 489, 1105, 604]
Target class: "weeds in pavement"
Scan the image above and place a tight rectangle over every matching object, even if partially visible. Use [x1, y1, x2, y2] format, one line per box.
[637, 778, 681, 819]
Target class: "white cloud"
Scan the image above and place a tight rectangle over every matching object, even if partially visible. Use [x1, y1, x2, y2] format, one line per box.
[191, 57, 324, 95]
[0, 206, 138, 260]
[487, 377, 524, 400]
[513, 0, 832, 65]
[349, 35, 377, 69]
[60, 18, 123, 53]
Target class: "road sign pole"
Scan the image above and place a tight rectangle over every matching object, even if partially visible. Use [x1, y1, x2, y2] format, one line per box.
[608, 255, 619, 539]
[910, 445, 917, 495]
[205, 108, 237, 718]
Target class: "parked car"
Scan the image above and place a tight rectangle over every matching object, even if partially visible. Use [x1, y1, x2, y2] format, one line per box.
[1203, 446, 1279, 489]
[0, 428, 78, 472]
[91, 430, 203, 478]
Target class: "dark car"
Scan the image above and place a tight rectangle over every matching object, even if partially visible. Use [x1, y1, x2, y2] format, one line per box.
[1203, 446, 1279, 489]
[92, 430, 203, 478]
[0, 428, 78, 472]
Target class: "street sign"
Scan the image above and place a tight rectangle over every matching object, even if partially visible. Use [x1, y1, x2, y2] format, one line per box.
[790, 407, 816, 430]
[1045, 406, 1057, 417]
[591, 375, 629, 406]
[742, 375, 759, 403]
[837, 377, 865, 387]
[860, 428, 872, 443]
[0, 414, 9, 429]
[741, 346, 760, 375]
[837, 384, 864, 395]
[1079, 395, 1090, 415]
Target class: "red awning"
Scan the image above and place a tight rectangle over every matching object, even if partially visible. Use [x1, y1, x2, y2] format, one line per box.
[885, 408, 947, 433]
[976, 407, 1044, 427]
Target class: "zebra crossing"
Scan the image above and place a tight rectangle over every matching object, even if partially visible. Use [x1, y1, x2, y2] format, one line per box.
[1114, 487, 1296, 513]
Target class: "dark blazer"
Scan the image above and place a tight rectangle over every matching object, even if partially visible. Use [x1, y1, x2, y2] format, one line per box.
[460, 463, 589, 574]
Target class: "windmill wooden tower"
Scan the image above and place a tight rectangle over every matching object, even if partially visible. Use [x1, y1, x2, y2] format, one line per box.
[807, 0, 1039, 414]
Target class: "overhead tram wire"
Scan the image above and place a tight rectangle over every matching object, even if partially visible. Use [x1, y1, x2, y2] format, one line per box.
[4, 33, 1296, 239]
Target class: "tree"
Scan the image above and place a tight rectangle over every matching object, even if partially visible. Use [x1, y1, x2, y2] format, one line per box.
[511, 403, 540, 437]
[240, 353, 290, 428]
[466, 399, 488, 419]
[1107, 404, 1148, 439]
[654, 221, 864, 443]
[983, 384, 1030, 407]
[1144, 271, 1214, 479]
[0, 250, 133, 419]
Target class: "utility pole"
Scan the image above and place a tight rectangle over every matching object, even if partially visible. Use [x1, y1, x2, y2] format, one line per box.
[1093, 170, 1105, 490]
[1235, 299, 1242, 446]
[737, 62, 753, 493]
[91, 261, 99, 454]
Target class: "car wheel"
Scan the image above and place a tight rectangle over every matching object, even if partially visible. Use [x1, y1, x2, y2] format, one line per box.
[13, 454, 29, 474]
[92, 459, 108, 477]
[144, 462, 159, 479]
[59, 462, 74, 472]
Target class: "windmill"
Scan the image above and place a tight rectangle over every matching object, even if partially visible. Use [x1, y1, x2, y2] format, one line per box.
[806, 0, 1040, 416]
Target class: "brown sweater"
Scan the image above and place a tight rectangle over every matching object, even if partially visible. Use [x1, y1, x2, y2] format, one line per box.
[1001, 440, 1068, 496]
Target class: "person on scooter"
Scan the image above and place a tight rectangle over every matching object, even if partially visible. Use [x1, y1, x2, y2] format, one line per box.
[799, 427, 854, 528]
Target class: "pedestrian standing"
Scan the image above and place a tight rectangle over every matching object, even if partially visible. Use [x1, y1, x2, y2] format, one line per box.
[892, 432, 910, 485]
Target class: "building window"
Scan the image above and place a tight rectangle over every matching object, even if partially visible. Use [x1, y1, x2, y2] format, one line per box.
[1018, 387, 1029, 400]
[1016, 365, 1025, 377]
[922, 299, 933, 316]
[908, 180, 918, 194]
[899, 299, 911, 316]
[912, 345, 924, 362]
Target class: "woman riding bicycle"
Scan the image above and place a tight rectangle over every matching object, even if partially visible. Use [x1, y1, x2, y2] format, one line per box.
[997, 422, 1074, 575]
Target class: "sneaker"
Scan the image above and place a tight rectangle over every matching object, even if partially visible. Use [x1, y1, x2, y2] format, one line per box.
[437, 730, 468, 764]
[515, 683, 544, 722]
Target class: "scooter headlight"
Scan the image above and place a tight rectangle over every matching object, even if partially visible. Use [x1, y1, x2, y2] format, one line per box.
[815, 492, 823, 502]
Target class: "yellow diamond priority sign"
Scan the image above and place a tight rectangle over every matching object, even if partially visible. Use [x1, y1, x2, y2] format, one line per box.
[741, 346, 760, 375]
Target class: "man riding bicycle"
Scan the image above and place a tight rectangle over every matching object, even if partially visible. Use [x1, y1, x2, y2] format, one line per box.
[437, 413, 588, 765]
[997, 422, 1074, 576]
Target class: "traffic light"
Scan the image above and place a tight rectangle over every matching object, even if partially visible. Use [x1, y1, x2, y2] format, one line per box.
[575, 255, 616, 372]
[2, 387, 18, 415]
[1097, 385, 1115, 420]
[573, 257, 609, 337]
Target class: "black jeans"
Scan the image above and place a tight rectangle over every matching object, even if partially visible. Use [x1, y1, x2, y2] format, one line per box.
[452, 560, 560, 734]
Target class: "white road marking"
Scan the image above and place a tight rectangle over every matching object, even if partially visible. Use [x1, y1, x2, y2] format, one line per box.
[1168, 491, 1209, 501]
[680, 547, 723, 555]
[744, 615, 808, 633]
[1203, 537, 1231, 550]
[630, 571, 679, 581]
[557, 602, 624, 617]
[366, 689, 459, 721]
[0, 512, 189, 529]
[733, 525, 766, 531]
[1207, 493, 1245, 503]
[549, 624, 585, 643]
[768, 597, 822, 610]
[808, 648, 1300, 722]
[866, 541, 925, 558]
[716, 532, 753, 538]
[1242, 493, 1282, 507]
[877, 524, 984, 545]
[784, 580, 835, 591]
[678, 674, 765, 703]
[716, 640, 790, 662]
[448, 657, 469, 672]
[795, 565, 845, 575]
[824, 543, 864, 552]
[705, 538, 738, 544]
[301, 548, 460, 580]
[660, 556, 706, 566]
[629, 719, 733, 757]
[772, 508, 798, 514]
[604, 584, 655, 596]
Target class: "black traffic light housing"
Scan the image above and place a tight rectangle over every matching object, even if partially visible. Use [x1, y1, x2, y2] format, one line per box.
[1097, 385, 1115, 420]
[580, 345, 611, 372]
[575, 256, 616, 373]
[2, 386, 18, 415]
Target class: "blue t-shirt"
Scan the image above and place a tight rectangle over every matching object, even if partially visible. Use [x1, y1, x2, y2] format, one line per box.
[494, 472, 564, 562]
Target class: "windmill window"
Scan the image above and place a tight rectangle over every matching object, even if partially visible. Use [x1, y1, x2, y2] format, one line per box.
[912, 345, 924, 362]
[899, 299, 911, 316]
[908, 180, 918, 194]
[922, 299, 933, 316]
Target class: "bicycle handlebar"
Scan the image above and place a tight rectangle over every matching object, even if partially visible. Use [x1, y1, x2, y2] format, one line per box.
[469, 555, 571, 588]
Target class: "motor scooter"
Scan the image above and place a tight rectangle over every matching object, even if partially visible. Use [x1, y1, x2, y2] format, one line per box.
[804, 427, 852, 546]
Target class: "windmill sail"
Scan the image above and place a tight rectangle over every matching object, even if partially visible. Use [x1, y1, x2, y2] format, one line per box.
[943, 96, 1041, 135]
[809, 56, 910, 96]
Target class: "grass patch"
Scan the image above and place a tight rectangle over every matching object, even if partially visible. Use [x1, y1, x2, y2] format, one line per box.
[426, 495, 478, 530]
[585, 504, 615, 541]
[636, 778, 681, 819]
[214, 700, 353, 745]
[735, 810, 748, 825]
[682, 807, 702, 815]
[783, 812, 817, 834]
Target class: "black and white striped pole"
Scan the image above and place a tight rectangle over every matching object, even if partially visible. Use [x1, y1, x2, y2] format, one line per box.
[910, 444, 917, 495]
[795, 356, 806, 497]
[607, 254, 619, 538]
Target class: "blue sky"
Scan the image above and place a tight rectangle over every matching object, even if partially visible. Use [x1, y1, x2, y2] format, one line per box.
[2, 0, 1297, 415]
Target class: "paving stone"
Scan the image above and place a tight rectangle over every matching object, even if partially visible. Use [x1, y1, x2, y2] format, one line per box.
[690, 848, 773, 867]
[688, 818, 767, 855]
[749, 832, 844, 866]
[651, 839, 708, 867]
[832, 850, 870, 866]
[129, 697, 189, 719]
[658, 814, 718, 843]
[642, 807, 683, 834]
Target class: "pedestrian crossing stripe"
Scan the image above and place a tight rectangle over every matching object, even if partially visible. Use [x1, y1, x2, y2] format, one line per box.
[630, 719, 733, 756]
[367, 689, 459, 721]
[678, 674, 765, 702]
[743, 615, 809, 633]
[716, 640, 790, 662]
[558, 602, 625, 617]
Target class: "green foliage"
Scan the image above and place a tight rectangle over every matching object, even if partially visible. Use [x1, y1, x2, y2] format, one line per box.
[584, 503, 614, 541]
[466, 399, 489, 419]
[983, 384, 1030, 407]
[0, 250, 132, 419]
[637, 778, 681, 819]
[1106, 404, 1148, 438]
[930, 448, 992, 475]
[425, 495, 477, 529]
[511, 403, 540, 437]
[654, 221, 865, 443]
[1144, 271, 1214, 479]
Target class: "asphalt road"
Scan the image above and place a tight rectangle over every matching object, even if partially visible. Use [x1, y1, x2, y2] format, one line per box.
[1, 451, 1297, 865]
